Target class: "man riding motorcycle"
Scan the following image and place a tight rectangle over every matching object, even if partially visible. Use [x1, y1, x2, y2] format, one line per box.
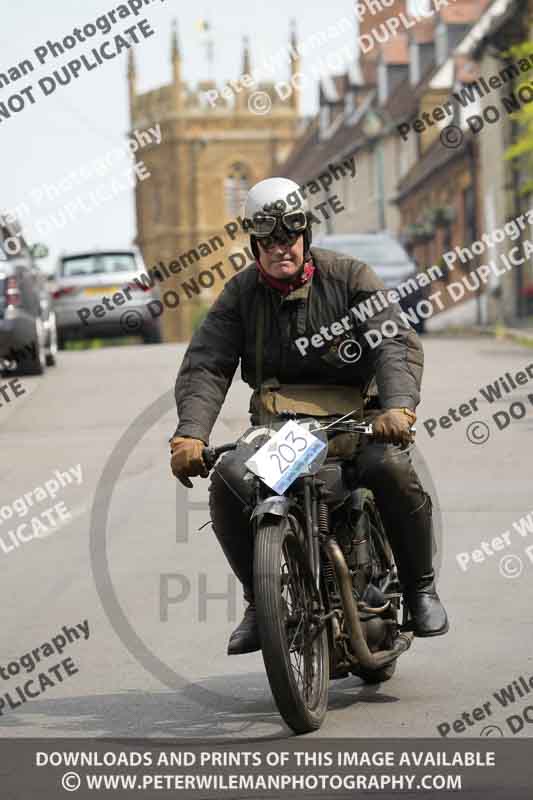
[170, 177, 449, 655]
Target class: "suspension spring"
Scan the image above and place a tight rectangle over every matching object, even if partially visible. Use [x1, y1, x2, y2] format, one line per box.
[322, 554, 335, 583]
[318, 501, 329, 535]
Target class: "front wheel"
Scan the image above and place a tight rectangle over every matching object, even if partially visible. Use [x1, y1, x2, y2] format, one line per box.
[254, 516, 329, 734]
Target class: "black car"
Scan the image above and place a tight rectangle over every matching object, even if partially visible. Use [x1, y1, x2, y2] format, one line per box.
[0, 215, 57, 375]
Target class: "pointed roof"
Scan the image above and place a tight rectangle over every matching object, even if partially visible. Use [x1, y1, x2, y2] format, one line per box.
[172, 19, 180, 59]
[242, 36, 251, 75]
[290, 18, 298, 50]
[127, 48, 136, 77]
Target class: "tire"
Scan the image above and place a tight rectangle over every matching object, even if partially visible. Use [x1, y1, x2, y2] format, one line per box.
[142, 325, 162, 344]
[45, 313, 58, 366]
[254, 516, 329, 734]
[22, 321, 46, 376]
[357, 494, 398, 685]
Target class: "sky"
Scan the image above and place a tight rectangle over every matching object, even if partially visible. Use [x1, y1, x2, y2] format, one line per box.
[0, 0, 357, 274]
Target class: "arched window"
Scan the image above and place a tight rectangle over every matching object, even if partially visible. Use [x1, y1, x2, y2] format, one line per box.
[224, 163, 250, 217]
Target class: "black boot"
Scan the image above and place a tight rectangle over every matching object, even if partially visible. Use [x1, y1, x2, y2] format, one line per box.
[208, 472, 261, 655]
[227, 596, 261, 655]
[381, 492, 449, 637]
[397, 494, 449, 637]
[404, 571, 449, 637]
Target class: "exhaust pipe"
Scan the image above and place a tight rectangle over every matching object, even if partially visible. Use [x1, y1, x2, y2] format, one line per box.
[324, 538, 413, 671]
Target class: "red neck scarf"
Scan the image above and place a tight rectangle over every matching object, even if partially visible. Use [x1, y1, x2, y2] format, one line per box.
[256, 258, 315, 296]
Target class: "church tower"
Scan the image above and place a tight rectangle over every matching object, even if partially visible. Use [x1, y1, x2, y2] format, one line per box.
[129, 22, 302, 341]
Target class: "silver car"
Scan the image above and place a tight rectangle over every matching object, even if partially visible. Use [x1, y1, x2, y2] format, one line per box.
[313, 232, 426, 334]
[53, 249, 162, 346]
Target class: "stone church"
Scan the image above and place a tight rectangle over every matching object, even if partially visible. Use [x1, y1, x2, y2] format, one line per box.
[128, 22, 302, 341]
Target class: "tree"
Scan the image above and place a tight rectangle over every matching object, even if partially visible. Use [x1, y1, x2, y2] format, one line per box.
[504, 41, 533, 195]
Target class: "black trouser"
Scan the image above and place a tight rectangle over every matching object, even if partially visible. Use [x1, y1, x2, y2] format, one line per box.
[208, 440, 435, 601]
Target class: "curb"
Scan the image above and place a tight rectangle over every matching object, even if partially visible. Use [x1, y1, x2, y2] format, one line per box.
[424, 325, 533, 347]
[478, 325, 533, 348]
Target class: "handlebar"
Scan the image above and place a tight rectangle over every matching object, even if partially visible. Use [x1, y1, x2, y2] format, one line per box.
[202, 442, 237, 470]
[324, 420, 416, 436]
[200, 418, 415, 471]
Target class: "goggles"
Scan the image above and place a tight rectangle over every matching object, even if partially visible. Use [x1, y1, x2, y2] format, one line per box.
[244, 210, 308, 238]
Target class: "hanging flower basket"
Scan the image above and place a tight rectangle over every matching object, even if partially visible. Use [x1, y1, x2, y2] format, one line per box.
[412, 220, 435, 244]
[432, 205, 456, 227]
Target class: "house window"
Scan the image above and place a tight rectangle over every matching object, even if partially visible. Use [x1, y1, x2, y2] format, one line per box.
[225, 163, 250, 218]
[463, 185, 476, 245]
[410, 43, 420, 85]
[399, 137, 410, 179]
[345, 91, 355, 115]
[377, 63, 388, 104]
[459, 87, 481, 130]
[320, 105, 331, 138]
[435, 23, 448, 66]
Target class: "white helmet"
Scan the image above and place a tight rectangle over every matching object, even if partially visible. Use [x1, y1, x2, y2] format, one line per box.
[242, 177, 312, 258]
[244, 177, 309, 219]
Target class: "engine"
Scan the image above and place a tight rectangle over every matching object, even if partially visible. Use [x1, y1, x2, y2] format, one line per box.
[333, 496, 373, 597]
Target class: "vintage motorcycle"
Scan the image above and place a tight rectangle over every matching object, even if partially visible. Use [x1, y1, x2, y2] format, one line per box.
[201, 412, 414, 734]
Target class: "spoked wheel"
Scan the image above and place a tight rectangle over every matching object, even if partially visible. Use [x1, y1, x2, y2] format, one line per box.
[254, 515, 329, 734]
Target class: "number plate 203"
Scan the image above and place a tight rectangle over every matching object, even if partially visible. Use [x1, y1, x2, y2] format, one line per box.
[244, 420, 327, 494]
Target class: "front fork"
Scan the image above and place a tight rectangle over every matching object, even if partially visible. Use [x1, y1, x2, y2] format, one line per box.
[302, 476, 321, 591]
[250, 476, 325, 612]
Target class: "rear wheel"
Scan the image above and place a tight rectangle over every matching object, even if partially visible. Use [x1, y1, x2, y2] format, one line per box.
[142, 324, 162, 344]
[22, 320, 46, 375]
[254, 516, 329, 733]
[45, 313, 58, 366]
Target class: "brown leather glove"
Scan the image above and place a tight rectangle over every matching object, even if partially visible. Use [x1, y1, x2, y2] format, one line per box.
[170, 436, 208, 488]
[373, 408, 417, 449]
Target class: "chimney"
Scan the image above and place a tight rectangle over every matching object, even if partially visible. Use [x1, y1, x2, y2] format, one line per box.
[289, 20, 301, 113]
[357, 0, 407, 62]
[171, 19, 182, 109]
[127, 49, 136, 121]
[408, 19, 436, 84]
[435, 0, 492, 65]
[377, 34, 409, 104]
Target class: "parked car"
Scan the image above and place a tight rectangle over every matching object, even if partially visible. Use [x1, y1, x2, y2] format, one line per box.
[0, 216, 57, 375]
[52, 249, 162, 347]
[313, 232, 426, 333]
